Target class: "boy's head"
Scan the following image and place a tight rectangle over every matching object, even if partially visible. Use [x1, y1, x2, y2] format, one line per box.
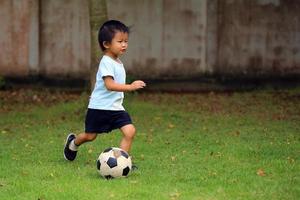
[98, 20, 130, 52]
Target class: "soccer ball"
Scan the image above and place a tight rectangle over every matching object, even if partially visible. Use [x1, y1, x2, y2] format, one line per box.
[96, 147, 132, 179]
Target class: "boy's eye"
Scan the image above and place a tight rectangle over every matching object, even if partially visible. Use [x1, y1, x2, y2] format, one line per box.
[117, 40, 128, 44]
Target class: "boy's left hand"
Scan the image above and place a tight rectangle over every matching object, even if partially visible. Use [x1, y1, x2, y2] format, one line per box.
[130, 80, 146, 90]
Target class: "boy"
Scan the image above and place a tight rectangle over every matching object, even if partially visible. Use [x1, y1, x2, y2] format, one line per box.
[64, 20, 146, 162]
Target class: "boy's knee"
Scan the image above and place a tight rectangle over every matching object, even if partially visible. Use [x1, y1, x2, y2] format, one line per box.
[129, 126, 136, 138]
[123, 125, 136, 139]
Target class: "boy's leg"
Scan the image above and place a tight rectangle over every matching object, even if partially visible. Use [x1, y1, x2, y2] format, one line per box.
[64, 132, 97, 161]
[74, 133, 97, 145]
[119, 124, 136, 153]
[119, 124, 138, 170]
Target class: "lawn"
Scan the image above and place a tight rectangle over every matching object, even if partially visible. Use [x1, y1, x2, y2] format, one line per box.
[0, 87, 299, 200]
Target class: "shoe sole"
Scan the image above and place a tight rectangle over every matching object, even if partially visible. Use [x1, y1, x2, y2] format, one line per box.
[63, 133, 75, 161]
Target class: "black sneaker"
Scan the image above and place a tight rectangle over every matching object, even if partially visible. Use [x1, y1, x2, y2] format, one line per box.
[63, 133, 77, 161]
[132, 164, 138, 171]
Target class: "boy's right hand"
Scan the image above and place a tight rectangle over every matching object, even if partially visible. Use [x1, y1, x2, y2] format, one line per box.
[130, 80, 146, 91]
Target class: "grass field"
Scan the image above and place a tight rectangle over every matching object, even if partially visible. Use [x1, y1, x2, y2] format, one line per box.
[0, 88, 299, 200]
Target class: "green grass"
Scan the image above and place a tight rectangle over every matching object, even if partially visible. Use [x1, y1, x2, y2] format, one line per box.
[0, 88, 299, 200]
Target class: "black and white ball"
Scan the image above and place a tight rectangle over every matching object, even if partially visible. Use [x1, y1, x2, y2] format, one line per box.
[96, 147, 132, 179]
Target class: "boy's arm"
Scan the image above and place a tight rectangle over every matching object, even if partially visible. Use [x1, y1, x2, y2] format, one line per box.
[103, 76, 146, 92]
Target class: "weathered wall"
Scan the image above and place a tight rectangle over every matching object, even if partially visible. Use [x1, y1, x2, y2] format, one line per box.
[0, 0, 39, 76]
[217, 0, 300, 78]
[0, 0, 300, 82]
[40, 0, 90, 79]
[0, 0, 90, 79]
[107, 0, 300, 80]
[107, 0, 208, 79]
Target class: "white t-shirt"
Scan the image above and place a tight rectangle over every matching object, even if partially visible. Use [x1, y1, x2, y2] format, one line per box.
[88, 55, 126, 111]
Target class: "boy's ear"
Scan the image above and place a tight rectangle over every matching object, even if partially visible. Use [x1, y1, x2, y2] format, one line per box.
[103, 41, 110, 49]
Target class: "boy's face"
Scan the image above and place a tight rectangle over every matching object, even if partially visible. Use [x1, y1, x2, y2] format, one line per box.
[104, 31, 129, 58]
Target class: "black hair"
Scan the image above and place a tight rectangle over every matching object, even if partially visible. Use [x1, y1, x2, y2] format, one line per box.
[98, 20, 130, 51]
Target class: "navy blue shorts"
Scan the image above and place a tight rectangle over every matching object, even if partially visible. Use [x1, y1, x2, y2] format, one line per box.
[85, 109, 132, 133]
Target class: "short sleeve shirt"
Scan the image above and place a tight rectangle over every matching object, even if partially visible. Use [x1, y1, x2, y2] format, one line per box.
[88, 55, 126, 110]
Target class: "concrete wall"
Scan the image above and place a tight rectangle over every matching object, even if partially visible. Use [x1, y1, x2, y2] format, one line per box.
[0, 0, 299, 82]
[40, 0, 90, 79]
[107, 0, 300, 80]
[216, 0, 300, 78]
[107, 0, 209, 79]
[0, 0, 39, 76]
[0, 0, 90, 79]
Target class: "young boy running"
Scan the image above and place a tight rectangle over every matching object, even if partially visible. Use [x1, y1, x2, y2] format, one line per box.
[64, 20, 146, 162]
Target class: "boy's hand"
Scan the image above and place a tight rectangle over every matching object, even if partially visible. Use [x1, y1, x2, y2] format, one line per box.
[130, 80, 146, 91]
[104, 76, 145, 92]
